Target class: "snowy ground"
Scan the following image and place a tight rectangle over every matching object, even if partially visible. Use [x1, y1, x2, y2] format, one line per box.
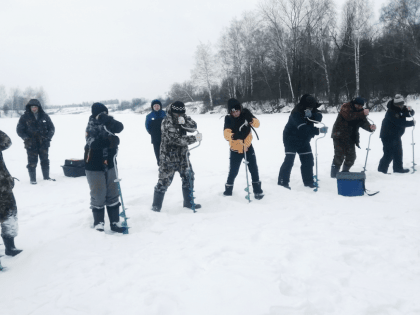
[1, 107, 420, 315]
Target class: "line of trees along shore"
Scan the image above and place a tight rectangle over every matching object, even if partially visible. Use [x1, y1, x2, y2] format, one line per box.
[168, 0, 420, 112]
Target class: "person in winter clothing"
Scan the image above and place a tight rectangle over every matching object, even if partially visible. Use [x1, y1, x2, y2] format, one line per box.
[223, 98, 263, 199]
[145, 99, 167, 165]
[378, 94, 415, 174]
[278, 94, 324, 189]
[330, 97, 376, 177]
[84, 103, 126, 233]
[151, 101, 202, 212]
[16, 99, 55, 184]
[0, 130, 23, 257]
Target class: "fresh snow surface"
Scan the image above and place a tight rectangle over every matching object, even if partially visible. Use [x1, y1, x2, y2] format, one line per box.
[1, 109, 420, 315]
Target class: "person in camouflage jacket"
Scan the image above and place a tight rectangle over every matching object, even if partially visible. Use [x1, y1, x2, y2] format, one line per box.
[0, 130, 23, 257]
[330, 97, 376, 177]
[16, 99, 55, 184]
[151, 101, 202, 212]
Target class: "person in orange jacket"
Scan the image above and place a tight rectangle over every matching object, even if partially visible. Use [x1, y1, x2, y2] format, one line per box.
[223, 98, 263, 200]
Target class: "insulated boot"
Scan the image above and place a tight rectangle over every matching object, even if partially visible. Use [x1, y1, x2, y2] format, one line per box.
[92, 207, 105, 232]
[394, 168, 409, 173]
[252, 181, 264, 200]
[278, 179, 291, 190]
[2, 237, 23, 256]
[28, 169, 37, 185]
[304, 182, 316, 188]
[182, 187, 201, 210]
[151, 190, 165, 212]
[106, 205, 126, 233]
[42, 167, 56, 181]
[377, 165, 388, 174]
[331, 163, 340, 178]
[223, 184, 233, 196]
[342, 164, 351, 172]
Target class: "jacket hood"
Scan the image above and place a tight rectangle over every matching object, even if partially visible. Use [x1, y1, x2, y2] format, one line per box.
[292, 94, 320, 114]
[227, 98, 242, 113]
[151, 99, 162, 111]
[25, 99, 44, 114]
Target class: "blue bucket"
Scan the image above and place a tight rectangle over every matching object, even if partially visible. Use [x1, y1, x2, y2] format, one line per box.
[336, 172, 365, 197]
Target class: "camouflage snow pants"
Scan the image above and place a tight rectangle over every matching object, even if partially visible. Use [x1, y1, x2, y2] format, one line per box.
[26, 147, 49, 171]
[155, 160, 194, 193]
[333, 138, 356, 167]
[0, 191, 18, 238]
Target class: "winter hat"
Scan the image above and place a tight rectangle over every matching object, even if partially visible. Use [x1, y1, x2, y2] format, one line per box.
[91, 102, 108, 117]
[151, 99, 162, 110]
[304, 95, 317, 108]
[227, 98, 242, 112]
[394, 94, 405, 106]
[27, 99, 41, 107]
[171, 101, 186, 114]
[353, 97, 365, 106]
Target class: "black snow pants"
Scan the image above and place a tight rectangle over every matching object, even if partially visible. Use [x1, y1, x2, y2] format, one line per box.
[26, 145, 49, 171]
[378, 137, 404, 172]
[226, 145, 260, 186]
[278, 141, 314, 186]
[152, 140, 161, 166]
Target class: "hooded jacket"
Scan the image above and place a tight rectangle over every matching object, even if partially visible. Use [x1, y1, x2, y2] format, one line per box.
[331, 102, 372, 147]
[145, 103, 167, 143]
[283, 94, 322, 145]
[223, 104, 260, 154]
[380, 99, 415, 139]
[16, 101, 55, 149]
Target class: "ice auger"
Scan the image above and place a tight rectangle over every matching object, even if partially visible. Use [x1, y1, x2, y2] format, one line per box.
[307, 118, 327, 192]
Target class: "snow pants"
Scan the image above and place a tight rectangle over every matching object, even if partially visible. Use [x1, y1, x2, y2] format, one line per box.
[226, 145, 260, 186]
[153, 140, 161, 166]
[0, 192, 18, 238]
[378, 137, 404, 172]
[26, 146, 49, 171]
[278, 141, 314, 186]
[155, 158, 193, 193]
[86, 168, 120, 209]
[333, 138, 356, 168]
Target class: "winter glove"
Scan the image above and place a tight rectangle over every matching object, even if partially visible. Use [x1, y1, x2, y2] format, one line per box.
[319, 127, 328, 134]
[108, 136, 120, 149]
[178, 116, 186, 124]
[243, 110, 254, 123]
[195, 133, 203, 142]
[304, 109, 312, 118]
[96, 112, 112, 124]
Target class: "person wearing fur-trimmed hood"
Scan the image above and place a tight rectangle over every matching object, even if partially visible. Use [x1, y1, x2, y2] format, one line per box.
[378, 94, 415, 174]
[84, 103, 126, 233]
[278, 94, 323, 189]
[151, 101, 202, 212]
[223, 98, 263, 199]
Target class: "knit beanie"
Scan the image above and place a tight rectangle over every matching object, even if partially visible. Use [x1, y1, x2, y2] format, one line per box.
[171, 101, 186, 114]
[91, 102, 108, 117]
[28, 99, 41, 107]
[353, 97, 365, 106]
[227, 98, 242, 112]
[394, 94, 405, 106]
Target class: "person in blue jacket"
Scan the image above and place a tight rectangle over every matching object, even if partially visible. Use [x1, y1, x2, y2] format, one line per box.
[145, 100, 167, 165]
[278, 94, 324, 189]
[378, 94, 415, 174]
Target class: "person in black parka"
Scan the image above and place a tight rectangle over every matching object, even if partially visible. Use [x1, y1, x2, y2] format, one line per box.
[378, 94, 415, 174]
[145, 99, 167, 165]
[16, 99, 55, 184]
[84, 103, 126, 233]
[278, 94, 323, 189]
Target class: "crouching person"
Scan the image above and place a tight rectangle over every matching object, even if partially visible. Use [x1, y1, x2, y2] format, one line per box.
[278, 94, 322, 189]
[151, 101, 202, 212]
[84, 103, 126, 233]
[0, 130, 22, 256]
[223, 98, 263, 199]
[378, 94, 415, 174]
[331, 97, 376, 177]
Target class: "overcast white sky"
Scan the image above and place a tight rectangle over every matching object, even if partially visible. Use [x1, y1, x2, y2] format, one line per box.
[0, 0, 388, 106]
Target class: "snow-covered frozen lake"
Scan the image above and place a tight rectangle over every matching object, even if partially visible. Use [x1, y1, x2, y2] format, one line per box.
[1, 108, 419, 315]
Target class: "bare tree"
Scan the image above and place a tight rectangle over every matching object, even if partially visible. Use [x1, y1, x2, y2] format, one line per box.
[168, 82, 196, 103]
[191, 42, 218, 109]
[0, 85, 7, 109]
